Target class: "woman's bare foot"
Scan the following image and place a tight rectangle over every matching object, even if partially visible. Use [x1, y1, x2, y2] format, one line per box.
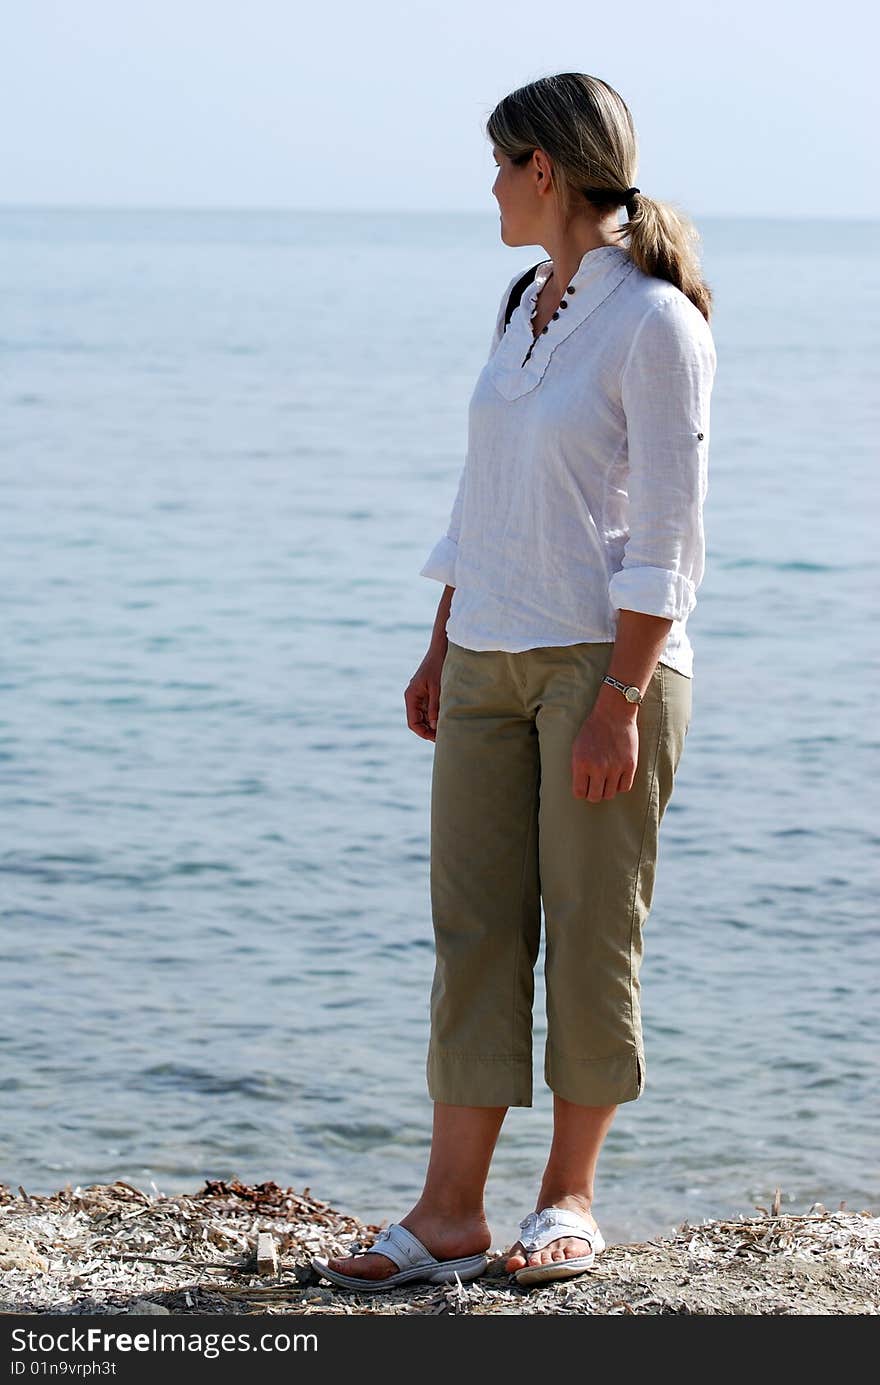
[504, 1194, 599, 1272]
[326, 1205, 491, 1281]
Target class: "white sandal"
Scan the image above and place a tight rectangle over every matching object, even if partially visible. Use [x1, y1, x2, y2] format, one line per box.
[311, 1222, 489, 1292]
[511, 1207, 606, 1286]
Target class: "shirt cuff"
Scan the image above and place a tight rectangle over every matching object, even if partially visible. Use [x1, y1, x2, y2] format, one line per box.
[419, 534, 458, 586]
[609, 566, 696, 623]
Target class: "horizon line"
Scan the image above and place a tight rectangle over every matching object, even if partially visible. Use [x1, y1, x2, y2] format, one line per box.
[0, 203, 877, 222]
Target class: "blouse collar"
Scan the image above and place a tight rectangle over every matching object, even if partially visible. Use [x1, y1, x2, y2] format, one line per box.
[489, 243, 636, 401]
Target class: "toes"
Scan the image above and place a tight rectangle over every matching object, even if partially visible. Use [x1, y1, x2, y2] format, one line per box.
[519, 1238, 593, 1268]
[507, 1234, 593, 1273]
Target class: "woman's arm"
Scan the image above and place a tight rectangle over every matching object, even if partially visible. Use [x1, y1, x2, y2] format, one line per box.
[405, 585, 454, 742]
[571, 609, 672, 802]
[428, 585, 455, 660]
[573, 293, 716, 801]
[595, 608, 673, 715]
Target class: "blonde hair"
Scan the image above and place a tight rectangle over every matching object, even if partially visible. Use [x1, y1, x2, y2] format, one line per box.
[486, 73, 713, 323]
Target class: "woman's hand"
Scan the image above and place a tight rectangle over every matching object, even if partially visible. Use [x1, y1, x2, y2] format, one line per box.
[405, 646, 446, 742]
[571, 699, 640, 801]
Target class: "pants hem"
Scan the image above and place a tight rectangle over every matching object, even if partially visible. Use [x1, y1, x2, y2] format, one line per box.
[544, 1040, 645, 1106]
[427, 1047, 533, 1108]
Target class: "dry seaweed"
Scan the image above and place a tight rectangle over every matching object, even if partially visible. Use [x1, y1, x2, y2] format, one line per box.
[0, 1179, 877, 1316]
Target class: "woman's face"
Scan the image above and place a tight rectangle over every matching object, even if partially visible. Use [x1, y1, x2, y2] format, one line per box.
[492, 146, 541, 245]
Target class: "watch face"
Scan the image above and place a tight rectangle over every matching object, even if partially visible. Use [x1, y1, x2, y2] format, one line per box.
[625, 686, 640, 703]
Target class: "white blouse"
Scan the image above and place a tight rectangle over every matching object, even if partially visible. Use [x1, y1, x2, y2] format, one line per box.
[419, 243, 717, 678]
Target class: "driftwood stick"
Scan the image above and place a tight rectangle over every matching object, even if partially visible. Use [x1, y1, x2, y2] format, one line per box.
[256, 1232, 279, 1277]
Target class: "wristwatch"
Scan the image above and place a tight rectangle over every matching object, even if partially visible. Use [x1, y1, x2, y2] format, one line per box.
[602, 674, 643, 704]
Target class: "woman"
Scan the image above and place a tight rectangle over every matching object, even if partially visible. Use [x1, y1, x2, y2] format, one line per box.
[313, 72, 716, 1291]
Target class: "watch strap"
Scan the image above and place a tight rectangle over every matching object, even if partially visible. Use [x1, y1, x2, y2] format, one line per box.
[602, 674, 642, 703]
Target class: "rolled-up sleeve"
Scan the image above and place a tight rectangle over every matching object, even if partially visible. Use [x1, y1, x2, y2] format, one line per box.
[419, 269, 523, 587]
[609, 295, 717, 623]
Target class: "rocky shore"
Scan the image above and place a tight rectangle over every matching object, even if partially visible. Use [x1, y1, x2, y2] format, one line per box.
[1, 1179, 877, 1316]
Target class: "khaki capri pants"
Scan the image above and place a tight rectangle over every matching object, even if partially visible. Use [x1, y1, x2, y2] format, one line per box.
[426, 638, 692, 1109]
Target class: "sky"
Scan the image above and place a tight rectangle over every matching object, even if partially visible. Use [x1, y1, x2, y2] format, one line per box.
[1, 0, 876, 218]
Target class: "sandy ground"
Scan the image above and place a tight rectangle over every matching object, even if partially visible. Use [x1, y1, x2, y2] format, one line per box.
[1, 1179, 878, 1316]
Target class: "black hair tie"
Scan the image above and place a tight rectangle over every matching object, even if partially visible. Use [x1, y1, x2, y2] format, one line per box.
[583, 185, 641, 205]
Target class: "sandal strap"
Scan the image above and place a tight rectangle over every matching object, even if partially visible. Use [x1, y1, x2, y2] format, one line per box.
[517, 1207, 599, 1254]
[352, 1222, 435, 1272]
